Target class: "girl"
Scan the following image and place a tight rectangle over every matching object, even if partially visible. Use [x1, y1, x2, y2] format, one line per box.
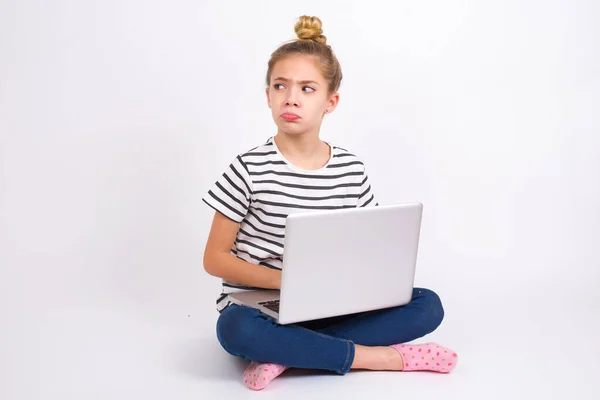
[202, 15, 457, 391]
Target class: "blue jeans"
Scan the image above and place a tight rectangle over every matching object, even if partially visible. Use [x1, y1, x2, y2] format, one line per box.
[216, 287, 444, 375]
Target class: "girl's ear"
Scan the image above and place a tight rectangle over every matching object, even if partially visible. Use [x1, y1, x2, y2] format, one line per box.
[326, 92, 340, 113]
[266, 87, 272, 109]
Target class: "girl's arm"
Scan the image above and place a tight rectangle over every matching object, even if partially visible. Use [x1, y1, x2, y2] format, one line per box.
[203, 211, 282, 290]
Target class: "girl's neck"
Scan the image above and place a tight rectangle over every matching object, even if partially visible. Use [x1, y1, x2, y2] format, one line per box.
[274, 132, 320, 155]
[274, 132, 331, 170]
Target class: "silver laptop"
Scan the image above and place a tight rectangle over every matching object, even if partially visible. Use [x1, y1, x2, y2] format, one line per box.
[227, 203, 423, 325]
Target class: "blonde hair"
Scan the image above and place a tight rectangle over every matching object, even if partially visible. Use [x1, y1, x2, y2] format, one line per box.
[266, 16, 343, 94]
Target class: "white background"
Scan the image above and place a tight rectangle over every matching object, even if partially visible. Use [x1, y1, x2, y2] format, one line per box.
[1, 0, 599, 399]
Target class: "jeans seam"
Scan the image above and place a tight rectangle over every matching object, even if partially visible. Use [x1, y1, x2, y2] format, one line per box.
[293, 323, 344, 342]
[340, 340, 354, 374]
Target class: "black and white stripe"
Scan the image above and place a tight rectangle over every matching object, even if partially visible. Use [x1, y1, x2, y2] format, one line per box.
[203, 137, 378, 312]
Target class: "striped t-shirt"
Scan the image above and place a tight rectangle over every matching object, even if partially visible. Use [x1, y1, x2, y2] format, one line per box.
[202, 136, 378, 312]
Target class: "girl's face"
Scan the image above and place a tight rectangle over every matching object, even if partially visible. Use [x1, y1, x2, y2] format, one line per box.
[266, 55, 339, 137]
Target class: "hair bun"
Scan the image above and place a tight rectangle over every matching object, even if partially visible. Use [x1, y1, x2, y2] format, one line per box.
[294, 15, 327, 45]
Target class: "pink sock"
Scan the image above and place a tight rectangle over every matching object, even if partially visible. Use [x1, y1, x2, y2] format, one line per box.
[390, 342, 458, 373]
[243, 362, 288, 390]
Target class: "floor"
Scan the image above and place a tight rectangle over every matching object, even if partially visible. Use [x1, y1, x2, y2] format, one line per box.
[2, 257, 599, 400]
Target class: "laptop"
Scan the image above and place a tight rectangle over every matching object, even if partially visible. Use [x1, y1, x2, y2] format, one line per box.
[226, 202, 423, 325]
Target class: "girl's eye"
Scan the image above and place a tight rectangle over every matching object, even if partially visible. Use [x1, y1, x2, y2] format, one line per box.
[274, 83, 284, 89]
[303, 86, 315, 93]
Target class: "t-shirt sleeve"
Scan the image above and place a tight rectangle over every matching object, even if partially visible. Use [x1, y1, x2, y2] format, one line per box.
[358, 164, 378, 207]
[202, 155, 252, 223]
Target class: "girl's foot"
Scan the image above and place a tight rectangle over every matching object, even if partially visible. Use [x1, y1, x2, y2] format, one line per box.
[390, 342, 458, 373]
[243, 362, 288, 390]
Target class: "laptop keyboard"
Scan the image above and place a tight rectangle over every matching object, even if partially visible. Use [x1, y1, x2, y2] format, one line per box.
[258, 300, 280, 313]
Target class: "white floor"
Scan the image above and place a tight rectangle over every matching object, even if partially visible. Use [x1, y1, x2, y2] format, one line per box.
[2, 254, 599, 400]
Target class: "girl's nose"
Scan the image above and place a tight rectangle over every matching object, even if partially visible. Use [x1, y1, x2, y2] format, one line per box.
[285, 89, 300, 107]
